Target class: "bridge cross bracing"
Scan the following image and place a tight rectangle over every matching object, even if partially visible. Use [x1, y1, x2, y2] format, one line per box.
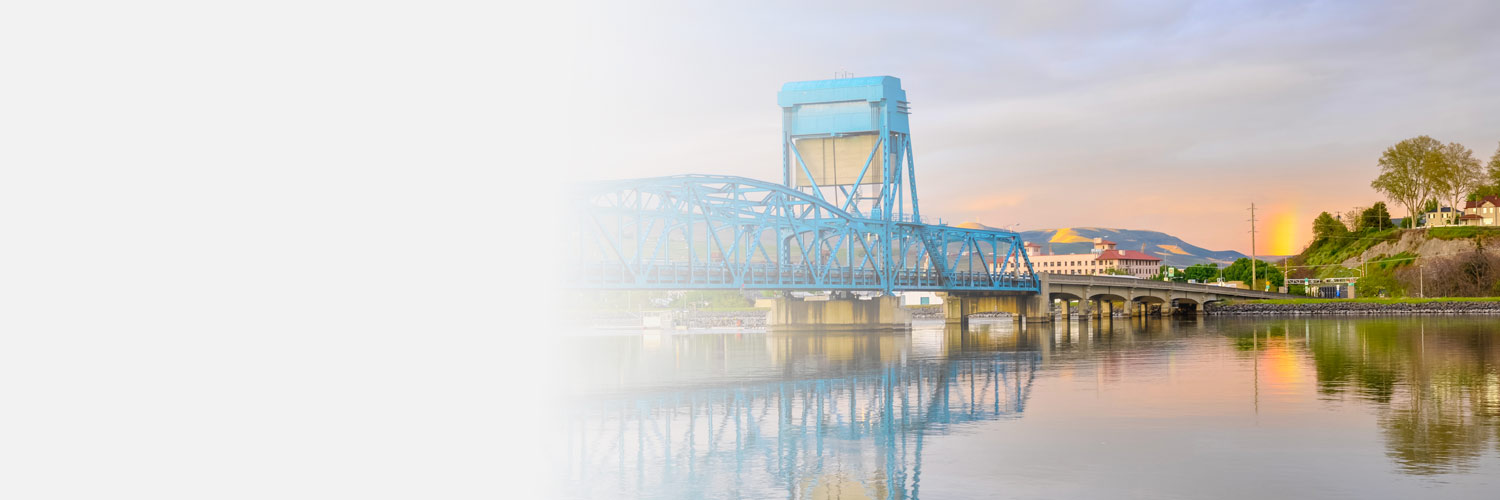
[569, 76, 1038, 294]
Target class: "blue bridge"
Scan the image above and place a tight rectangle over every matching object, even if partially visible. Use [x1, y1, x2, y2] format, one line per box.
[568, 76, 1293, 327]
[569, 76, 1039, 295]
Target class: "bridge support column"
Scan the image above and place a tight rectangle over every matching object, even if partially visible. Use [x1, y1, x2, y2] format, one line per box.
[1022, 293, 1051, 324]
[941, 292, 1048, 324]
[767, 295, 909, 330]
[1025, 274, 1052, 324]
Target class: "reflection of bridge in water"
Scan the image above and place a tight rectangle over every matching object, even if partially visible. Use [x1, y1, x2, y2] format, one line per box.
[560, 327, 1040, 500]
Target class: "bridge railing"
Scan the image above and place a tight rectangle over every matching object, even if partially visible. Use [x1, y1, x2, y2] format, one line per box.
[570, 175, 1042, 293]
[574, 261, 1037, 291]
[1044, 273, 1296, 299]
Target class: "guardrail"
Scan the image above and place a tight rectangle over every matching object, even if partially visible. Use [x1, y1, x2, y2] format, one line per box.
[1045, 274, 1296, 299]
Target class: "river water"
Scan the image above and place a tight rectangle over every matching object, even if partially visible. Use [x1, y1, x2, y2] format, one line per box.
[553, 317, 1500, 499]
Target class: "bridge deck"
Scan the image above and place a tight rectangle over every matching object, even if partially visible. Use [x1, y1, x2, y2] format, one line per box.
[1044, 273, 1296, 300]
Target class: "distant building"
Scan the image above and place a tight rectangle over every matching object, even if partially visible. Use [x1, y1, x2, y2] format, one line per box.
[1460, 196, 1500, 226]
[1423, 206, 1461, 226]
[1024, 238, 1162, 279]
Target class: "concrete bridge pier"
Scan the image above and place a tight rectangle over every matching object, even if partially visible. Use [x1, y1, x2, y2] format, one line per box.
[1078, 299, 1098, 321]
[940, 292, 1052, 325]
[767, 295, 909, 330]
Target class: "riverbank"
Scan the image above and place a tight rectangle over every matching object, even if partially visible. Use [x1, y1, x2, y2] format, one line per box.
[1207, 297, 1500, 315]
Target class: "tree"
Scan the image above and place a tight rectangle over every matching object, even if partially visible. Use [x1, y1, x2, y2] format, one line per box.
[1156, 265, 1185, 282]
[1222, 258, 1284, 289]
[1371, 136, 1444, 227]
[1429, 141, 1484, 225]
[1488, 140, 1500, 185]
[1313, 212, 1348, 241]
[1358, 202, 1393, 232]
[1344, 206, 1367, 231]
[1476, 141, 1500, 201]
[1472, 185, 1500, 201]
[1183, 263, 1219, 282]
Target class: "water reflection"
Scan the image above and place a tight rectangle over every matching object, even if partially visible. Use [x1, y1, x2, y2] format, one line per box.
[559, 323, 1038, 500]
[1297, 319, 1500, 475]
[557, 317, 1500, 498]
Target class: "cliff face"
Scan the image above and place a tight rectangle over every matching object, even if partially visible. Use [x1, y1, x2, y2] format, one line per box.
[1340, 230, 1500, 269]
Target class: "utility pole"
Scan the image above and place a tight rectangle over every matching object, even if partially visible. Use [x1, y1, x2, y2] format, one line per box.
[1419, 260, 1424, 298]
[1248, 203, 1258, 290]
[1283, 257, 1289, 294]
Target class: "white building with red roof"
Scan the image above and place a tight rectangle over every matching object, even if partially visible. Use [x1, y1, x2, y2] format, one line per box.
[1023, 238, 1162, 279]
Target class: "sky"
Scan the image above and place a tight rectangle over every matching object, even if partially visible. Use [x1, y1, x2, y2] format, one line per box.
[561, 0, 1500, 256]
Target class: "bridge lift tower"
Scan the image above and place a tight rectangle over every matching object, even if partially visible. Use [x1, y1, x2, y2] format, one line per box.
[569, 76, 1042, 328]
[779, 76, 921, 223]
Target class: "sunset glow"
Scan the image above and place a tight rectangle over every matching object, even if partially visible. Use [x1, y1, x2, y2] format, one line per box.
[1267, 211, 1302, 256]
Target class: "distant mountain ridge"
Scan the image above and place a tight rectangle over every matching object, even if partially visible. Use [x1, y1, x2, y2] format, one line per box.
[1017, 227, 1247, 268]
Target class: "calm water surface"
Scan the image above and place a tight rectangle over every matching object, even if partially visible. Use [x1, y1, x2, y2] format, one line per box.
[553, 317, 1500, 499]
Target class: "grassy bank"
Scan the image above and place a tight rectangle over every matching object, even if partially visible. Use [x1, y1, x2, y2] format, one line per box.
[1231, 297, 1500, 306]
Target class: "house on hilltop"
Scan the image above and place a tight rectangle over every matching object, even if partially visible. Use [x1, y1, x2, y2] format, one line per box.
[1460, 196, 1500, 226]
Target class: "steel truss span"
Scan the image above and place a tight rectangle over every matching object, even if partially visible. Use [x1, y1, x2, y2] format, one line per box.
[569, 175, 1039, 293]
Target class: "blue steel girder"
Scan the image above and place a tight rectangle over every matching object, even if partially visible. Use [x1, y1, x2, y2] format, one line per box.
[568, 175, 1039, 293]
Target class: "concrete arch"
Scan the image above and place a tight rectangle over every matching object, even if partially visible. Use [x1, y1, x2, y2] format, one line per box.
[1131, 295, 1168, 304]
[1087, 293, 1129, 303]
[1050, 291, 1084, 302]
[1200, 298, 1231, 308]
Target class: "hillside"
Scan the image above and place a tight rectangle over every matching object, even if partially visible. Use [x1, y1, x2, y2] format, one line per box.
[1018, 227, 1247, 268]
[1286, 226, 1500, 297]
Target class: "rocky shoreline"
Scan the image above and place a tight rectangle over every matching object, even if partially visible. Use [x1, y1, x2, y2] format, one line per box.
[1205, 301, 1500, 315]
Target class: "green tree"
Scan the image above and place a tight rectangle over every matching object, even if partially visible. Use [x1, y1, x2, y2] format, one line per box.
[1183, 263, 1219, 282]
[1487, 140, 1500, 185]
[1222, 258, 1284, 289]
[1471, 185, 1500, 201]
[1156, 265, 1184, 282]
[1430, 141, 1483, 225]
[1358, 202, 1393, 232]
[1313, 211, 1348, 241]
[1476, 141, 1500, 201]
[1371, 136, 1444, 227]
